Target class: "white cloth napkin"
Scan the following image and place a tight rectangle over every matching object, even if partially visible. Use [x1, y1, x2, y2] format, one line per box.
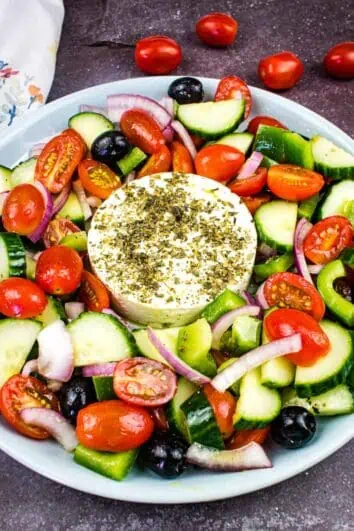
[0, 0, 64, 131]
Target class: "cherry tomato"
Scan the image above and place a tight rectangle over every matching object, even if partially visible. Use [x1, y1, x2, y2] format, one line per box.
[258, 52, 304, 90]
[35, 129, 86, 193]
[36, 245, 83, 295]
[135, 36, 182, 75]
[242, 193, 272, 216]
[137, 145, 171, 178]
[78, 270, 110, 311]
[0, 278, 47, 318]
[76, 400, 154, 452]
[265, 308, 330, 366]
[323, 42, 354, 79]
[120, 109, 165, 155]
[267, 164, 324, 201]
[0, 375, 59, 439]
[195, 144, 245, 183]
[215, 76, 252, 118]
[196, 13, 238, 47]
[150, 407, 169, 431]
[203, 383, 236, 439]
[228, 427, 270, 449]
[113, 358, 177, 407]
[78, 160, 121, 200]
[2, 184, 45, 236]
[43, 218, 80, 248]
[264, 272, 325, 321]
[304, 216, 352, 265]
[247, 116, 287, 135]
[228, 167, 267, 197]
[171, 141, 194, 173]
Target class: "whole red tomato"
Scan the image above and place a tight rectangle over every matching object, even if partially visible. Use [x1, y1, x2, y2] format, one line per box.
[2, 184, 45, 236]
[258, 52, 304, 90]
[0, 278, 47, 318]
[195, 144, 245, 182]
[323, 42, 354, 79]
[135, 36, 182, 75]
[36, 245, 83, 295]
[196, 13, 238, 47]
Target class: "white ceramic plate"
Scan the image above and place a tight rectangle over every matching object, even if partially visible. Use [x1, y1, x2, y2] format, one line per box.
[0, 77, 353, 503]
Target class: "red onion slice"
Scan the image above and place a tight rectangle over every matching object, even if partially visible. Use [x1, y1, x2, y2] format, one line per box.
[186, 442, 272, 471]
[28, 182, 54, 243]
[102, 308, 140, 332]
[171, 120, 197, 159]
[73, 181, 92, 221]
[107, 94, 171, 129]
[159, 97, 175, 117]
[241, 291, 257, 306]
[82, 362, 117, 377]
[0, 191, 9, 215]
[147, 327, 210, 385]
[308, 264, 323, 275]
[20, 408, 78, 452]
[65, 302, 85, 320]
[255, 281, 269, 310]
[211, 305, 261, 349]
[237, 152, 263, 180]
[162, 124, 174, 143]
[211, 333, 302, 392]
[22, 359, 38, 377]
[80, 104, 109, 118]
[294, 217, 313, 284]
[37, 320, 74, 382]
[52, 184, 71, 217]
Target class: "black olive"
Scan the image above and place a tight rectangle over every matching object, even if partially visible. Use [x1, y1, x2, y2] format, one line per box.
[91, 131, 131, 171]
[59, 377, 96, 425]
[168, 77, 204, 104]
[271, 406, 316, 449]
[138, 431, 189, 479]
[334, 277, 352, 303]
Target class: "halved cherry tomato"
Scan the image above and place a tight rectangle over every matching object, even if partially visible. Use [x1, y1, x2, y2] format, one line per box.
[35, 129, 86, 193]
[78, 160, 121, 199]
[228, 427, 270, 449]
[78, 270, 110, 311]
[196, 13, 238, 48]
[304, 216, 353, 265]
[247, 116, 287, 135]
[264, 272, 325, 321]
[195, 144, 245, 183]
[36, 245, 83, 295]
[2, 184, 45, 235]
[113, 358, 177, 407]
[43, 218, 80, 248]
[150, 407, 169, 431]
[171, 141, 194, 173]
[137, 144, 171, 178]
[135, 36, 182, 75]
[242, 193, 272, 216]
[267, 164, 324, 201]
[228, 167, 267, 197]
[76, 400, 154, 452]
[265, 308, 330, 366]
[203, 383, 237, 439]
[215, 75, 252, 118]
[0, 375, 59, 439]
[258, 51, 304, 90]
[120, 109, 165, 155]
[323, 42, 354, 80]
[0, 278, 47, 318]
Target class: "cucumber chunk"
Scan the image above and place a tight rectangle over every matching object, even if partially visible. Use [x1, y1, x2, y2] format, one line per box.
[260, 155, 279, 169]
[254, 253, 294, 281]
[0, 232, 26, 280]
[177, 318, 216, 377]
[35, 296, 66, 327]
[311, 135, 354, 180]
[0, 165, 12, 192]
[56, 191, 84, 226]
[117, 147, 147, 176]
[298, 194, 320, 221]
[93, 376, 116, 401]
[181, 389, 224, 449]
[231, 315, 261, 354]
[74, 444, 137, 481]
[215, 132, 254, 154]
[283, 132, 314, 169]
[317, 260, 354, 327]
[11, 158, 36, 187]
[60, 231, 87, 252]
[133, 327, 180, 366]
[168, 377, 197, 438]
[318, 180, 354, 223]
[69, 112, 114, 149]
[253, 125, 287, 162]
[260, 314, 295, 388]
[282, 385, 354, 416]
[201, 288, 245, 324]
[254, 200, 297, 252]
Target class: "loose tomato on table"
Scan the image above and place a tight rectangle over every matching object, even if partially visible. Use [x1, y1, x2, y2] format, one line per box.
[137, 145, 171, 178]
[196, 13, 238, 47]
[78, 160, 121, 200]
[113, 358, 177, 407]
[76, 400, 154, 452]
[228, 167, 267, 197]
[120, 109, 166, 155]
[258, 52, 304, 90]
[304, 216, 353, 265]
[2, 184, 45, 236]
[0, 278, 47, 318]
[203, 383, 237, 439]
[228, 427, 270, 449]
[195, 144, 245, 183]
[247, 116, 287, 135]
[215, 75, 252, 118]
[264, 272, 325, 321]
[36, 245, 83, 295]
[171, 141, 194, 173]
[323, 42, 354, 79]
[267, 164, 324, 201]
[43, 218, 80, 248]
[264, 308, 330, 366]
[135, 36, 182, 75]
[0, 375, 59, 440]
[78, 270, 110, 311]
[35, 129, 86, 193]
[242, 193, 272, 216]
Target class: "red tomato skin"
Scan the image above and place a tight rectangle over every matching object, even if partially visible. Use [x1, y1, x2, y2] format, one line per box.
[304, 216, 353, 265]
[137, 144, 171, 178]
[171, 141, 194, 173]
[120, 109, 165, 155]
[196, 13, 238, 47]
[76, 400, 154, 452]
[2, 184, 45, 236]
[215, 76, 252, 118]
[203, 383, 237, 439]
[78, 270, 110, 312]
[228, 427, 270, 449]
[258, 52, 304, 90]
[195, 144, 245, 182]
[242, 193, 272, 216]
[78, 160, 121, 200]
[267, 164, 324, 201]
[0, 278, 47, 318]
[323, 42, 354, 79]
[228, 167, 267, 196]
[135, 36, 182, 75]
[247, 116, 287, 135]
[36, 246, 83, 295]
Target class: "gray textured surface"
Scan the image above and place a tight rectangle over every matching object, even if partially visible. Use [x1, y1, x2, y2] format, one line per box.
[1, 0, 353, 528]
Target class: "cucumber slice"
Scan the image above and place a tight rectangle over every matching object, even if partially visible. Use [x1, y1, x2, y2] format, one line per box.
[231, 315, 261, 354]
[201, 288, 245, 324]
[117, 147, 147, 176]
[283, 132, 314, 169]
[0, 319, 42, 387]
[295, 320, 353, 397]
[253, 125, 287, 162]
[317, 260, 354, 327]
[74, 444, 137, 481]
[93, 376, 116, 400]
[254, 200, 297, 252]
[68, 312, 136, 366]
[0, 165, 12, 192]
[340, 247, 354, 268]
[35, 296, 66, 327]
[177, 318, 216, 377]
[261, 315, 295, 388]
[215, 132, 254, 154]
[260, 155, 279, 169]
[177, 99, 245, 139]
[318, 180, 354, 222]
[0, 232, 26, 280]
[11, 158, 36, 187]
[298, 194, 320, 221]
[133, 327, 180, 366]
[311, 135, 354, 180]
[59, 231, 87, 252]
[282, 385, 354, 416]
[56, 191, 84, 226]
[69, 112, 114, 149]
[342, 200, 354, 225]
[254, 253, 294, 281]
[167, 377, 197, 438]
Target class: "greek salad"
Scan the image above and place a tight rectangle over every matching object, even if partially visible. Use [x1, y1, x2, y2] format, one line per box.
[0, 75, 353, 482]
